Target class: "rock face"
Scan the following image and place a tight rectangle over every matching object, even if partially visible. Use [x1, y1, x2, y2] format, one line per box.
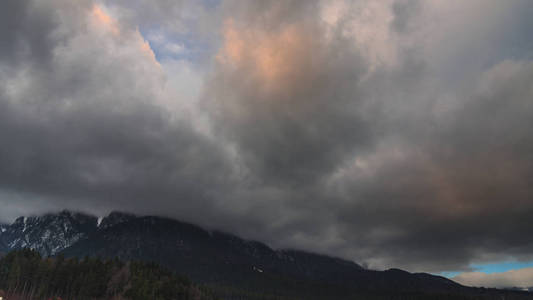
[0, 210, 97, 256]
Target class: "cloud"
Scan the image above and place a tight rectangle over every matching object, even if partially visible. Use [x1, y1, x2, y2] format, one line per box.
[453, 268, 533, 289]
[0, 0, 236, 222]
[327, 59, 533, 272]
[1, 0, 533, 274]
[207, 4, 372, 186]
[200, 0, 533, 272]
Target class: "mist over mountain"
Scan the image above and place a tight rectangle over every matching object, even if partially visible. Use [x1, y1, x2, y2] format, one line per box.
[0, 210, 532, 299]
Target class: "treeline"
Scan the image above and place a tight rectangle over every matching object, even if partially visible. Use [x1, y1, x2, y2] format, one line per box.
[0, 249, 218, 300]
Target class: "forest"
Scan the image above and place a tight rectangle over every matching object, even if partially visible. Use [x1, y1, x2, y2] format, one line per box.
[0, 249, 217, 300]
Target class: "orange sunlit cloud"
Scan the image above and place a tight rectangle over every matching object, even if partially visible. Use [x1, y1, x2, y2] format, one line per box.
[137, 34, 160, 66]
[91, 4, 120, 36]
[217, 19, 312, 92]
[90, 4, 159, 67]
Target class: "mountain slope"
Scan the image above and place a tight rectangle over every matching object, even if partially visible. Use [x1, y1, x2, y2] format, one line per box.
[1, 211, 532, 299]
[62, 214, 368, 289]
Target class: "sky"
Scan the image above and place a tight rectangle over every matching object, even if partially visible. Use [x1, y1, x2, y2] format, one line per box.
[1, 0, 533, 289]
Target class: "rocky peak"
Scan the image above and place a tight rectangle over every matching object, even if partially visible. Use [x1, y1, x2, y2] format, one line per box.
[0, 210, 98, 257]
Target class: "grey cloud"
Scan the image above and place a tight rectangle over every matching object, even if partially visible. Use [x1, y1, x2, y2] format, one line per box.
[204, 0, 375, 186]
[327, 60, 533, 271]
[0, 0, 57, 67]
[391, 0, 420, 33]
[1, 0, 533, 275]
[200, 0, 533, 272]
[0, 0, 235, 224]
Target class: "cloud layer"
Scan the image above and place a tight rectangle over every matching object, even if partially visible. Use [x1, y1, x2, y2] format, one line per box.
[1, 0, 533, 276]
[454, 268, 533, 289]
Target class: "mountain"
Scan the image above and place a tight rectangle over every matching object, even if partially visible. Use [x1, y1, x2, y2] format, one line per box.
[1, 210, 532, 299]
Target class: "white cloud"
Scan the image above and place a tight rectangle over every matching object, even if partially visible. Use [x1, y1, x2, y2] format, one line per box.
[453, 267, 533, 289]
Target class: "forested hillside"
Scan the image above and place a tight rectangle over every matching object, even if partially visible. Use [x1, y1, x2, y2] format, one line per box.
[0, 249, 217, 300]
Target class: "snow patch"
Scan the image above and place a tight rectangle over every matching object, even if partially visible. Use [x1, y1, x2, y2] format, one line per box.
[97, 217, 103, 227]
[253, 266, 264, 273]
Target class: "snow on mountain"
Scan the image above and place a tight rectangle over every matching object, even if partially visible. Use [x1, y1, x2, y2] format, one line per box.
[0, 210, 98, 256]
[0, 210, 141, 257]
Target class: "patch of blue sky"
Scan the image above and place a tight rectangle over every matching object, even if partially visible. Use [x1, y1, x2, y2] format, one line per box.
[132, 0, 222, 64]
[438, 260, 533, 278]
[139, 27, 214, 64]
[439, 271, 462, 278]
[471, 260, 533, 274]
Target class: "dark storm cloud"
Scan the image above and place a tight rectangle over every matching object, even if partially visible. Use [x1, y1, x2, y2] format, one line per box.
[0, 0, 57, 65]
[204, 3, 374, 186]
[325, 59, 533, 271]
[1, 0, 533, 274]
[200, 0, 533, 272]
[0, 0, 235, 222]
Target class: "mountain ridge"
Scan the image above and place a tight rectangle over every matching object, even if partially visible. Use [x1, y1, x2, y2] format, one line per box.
[0, 210, 531, 299]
